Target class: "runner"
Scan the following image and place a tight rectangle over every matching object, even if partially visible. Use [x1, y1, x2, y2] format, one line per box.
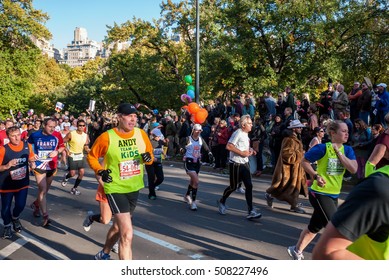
[61, 119, 90, 195]
[28, 118, 65, 226]
[181, 123, 214, 210]
[216, 115, 262, 220]
[87, 103, 154, 260]
[0, 126, 35, 238]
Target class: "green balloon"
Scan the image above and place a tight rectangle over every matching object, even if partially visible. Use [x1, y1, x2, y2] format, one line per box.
[187, 85, 195, 91]
[184, 75, 193, 84]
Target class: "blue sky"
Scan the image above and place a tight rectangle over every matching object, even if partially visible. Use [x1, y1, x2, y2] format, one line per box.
[33, 0, 179, 50]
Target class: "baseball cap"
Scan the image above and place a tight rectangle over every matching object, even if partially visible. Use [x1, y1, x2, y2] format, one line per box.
[193, 124, 203, 131]
[150, 122, 162, 130]
[151, 128, 163, 137]
[377, 83, 387, 88]
[117, 103, 138, 115]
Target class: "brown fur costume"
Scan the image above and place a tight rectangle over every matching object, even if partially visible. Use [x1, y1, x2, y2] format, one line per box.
[266, 132, 308, 208]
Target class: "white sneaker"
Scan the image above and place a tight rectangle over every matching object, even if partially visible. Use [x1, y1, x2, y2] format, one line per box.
[217, 199, 227, 215]
[190, 201, 197, 211]
[61, 176, 69, 187]
[184, 195, 192, 205]
[237, 186, 245, 194]
[246, 209, 262, 220]
[111, 241, 119, 253]
[287, 246, 304, 260]
[70, 188, 81, 195]
[83, 211, 94, 232]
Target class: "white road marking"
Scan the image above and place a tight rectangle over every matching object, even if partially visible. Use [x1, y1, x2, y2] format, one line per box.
[0, 221, 70, 260]
[134, 229, 205, 260]
[0, 238, 28, 260]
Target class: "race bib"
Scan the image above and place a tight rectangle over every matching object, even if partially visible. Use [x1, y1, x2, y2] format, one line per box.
[326, 158, 344, 176]
[71, 153, 84, 161]
[10, 166, 27, 180]
[119, 160, 141, 180]
[38, 150, 53, 161]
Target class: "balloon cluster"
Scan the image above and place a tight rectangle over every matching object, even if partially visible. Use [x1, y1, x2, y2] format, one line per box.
[180, 75, 208, 124]
[180, 75, 195, 103]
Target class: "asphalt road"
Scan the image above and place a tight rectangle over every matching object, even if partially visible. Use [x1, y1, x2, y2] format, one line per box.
[0, 161, 352, 260]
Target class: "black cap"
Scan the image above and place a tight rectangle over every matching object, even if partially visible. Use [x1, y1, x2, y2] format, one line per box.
[117, 103, 137, 115]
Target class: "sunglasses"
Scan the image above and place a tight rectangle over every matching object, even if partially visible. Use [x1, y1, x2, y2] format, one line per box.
[78, 125, 85, 127]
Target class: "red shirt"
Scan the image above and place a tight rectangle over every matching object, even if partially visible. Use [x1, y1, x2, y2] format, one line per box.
[0, 130, 8, 146]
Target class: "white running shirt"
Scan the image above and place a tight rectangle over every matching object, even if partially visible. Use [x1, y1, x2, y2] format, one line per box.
[228, 129, 250, 164]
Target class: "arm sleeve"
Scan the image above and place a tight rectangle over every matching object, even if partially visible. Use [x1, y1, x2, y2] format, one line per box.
[304, 144, 326, 163]
[140, 129, 154, 165]
[28, 143, 35, 160]
[87, 131, 109, 174]
[0, 146, 5, 164]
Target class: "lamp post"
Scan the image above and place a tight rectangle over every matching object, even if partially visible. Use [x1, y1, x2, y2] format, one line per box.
[195, 0, 200, 103]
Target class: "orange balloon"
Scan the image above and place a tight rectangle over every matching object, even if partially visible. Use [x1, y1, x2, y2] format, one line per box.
[194, 108, 208, 124]
[187, 102, 200, 114]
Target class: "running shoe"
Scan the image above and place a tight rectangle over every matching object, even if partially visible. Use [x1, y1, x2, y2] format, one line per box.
[83, 211, 94, 232]
[265, 193, 274, 208]
[111, 241, 119, 254]
[148, 195, 157, 200]
[236, 186, 246, 194]
[290, 206, 306, 214]
[61, 174, 69, 187]
[190, 201, 198, 211]
[287, 246, 304, 260]
[217, 199, 227, 215]
[30, 201, 41, 217]
[70, 188, 81, 195]
[155, 186, 160, 191]
[184, 195, 192, 205]
[2, 226, 12, 239]
[246, 209, 262, 220]
[42, 214, 51, 227]
[95, 250, 111, 260]
[12, 218, 23, 233]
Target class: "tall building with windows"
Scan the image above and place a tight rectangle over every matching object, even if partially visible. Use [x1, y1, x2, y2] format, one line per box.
[59, 27, 101, 67]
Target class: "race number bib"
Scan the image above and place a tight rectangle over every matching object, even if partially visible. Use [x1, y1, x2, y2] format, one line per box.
[38, 151, 53, 161]
[10, 166, 27, 180]
[71, 153, 84, 161]
[326, 158, 344, 176]
[119, 160, 141, 180]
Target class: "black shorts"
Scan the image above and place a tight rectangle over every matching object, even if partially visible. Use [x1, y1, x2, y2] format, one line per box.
[184, 158, 201, 174]
[67, 154, 87, 170]
[106, 191, 139, 215]
[34, 168, 57, 178]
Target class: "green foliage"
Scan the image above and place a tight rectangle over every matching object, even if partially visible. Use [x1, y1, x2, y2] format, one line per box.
[0, 48, 40, 118]
[0, 0, 51, 51]
[1, 0, 388, 116]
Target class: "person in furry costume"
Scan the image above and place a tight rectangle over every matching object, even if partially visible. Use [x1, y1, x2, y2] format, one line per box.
[265, 120, 308, 213]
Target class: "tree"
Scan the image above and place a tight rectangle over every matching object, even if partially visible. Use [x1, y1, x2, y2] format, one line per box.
[0, 0, 51, 118]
